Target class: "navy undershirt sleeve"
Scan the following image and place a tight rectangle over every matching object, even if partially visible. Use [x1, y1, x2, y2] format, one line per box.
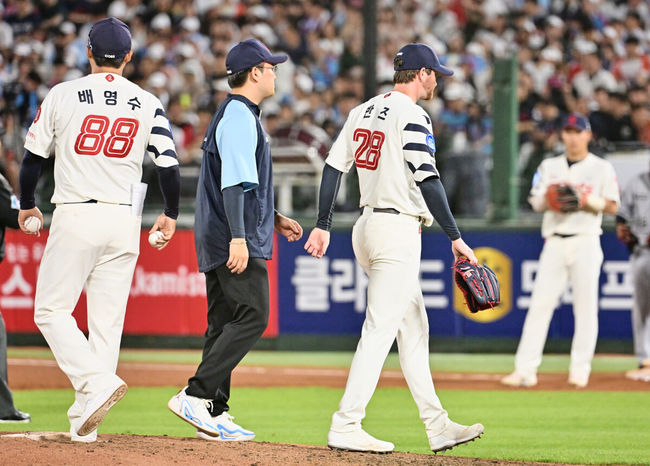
[19, 150, 45, 210]
[157, 165, 180, 220]
[316, 164, 343, 231]
[222, 184, 245, 238]
[418, 177, 461, 240]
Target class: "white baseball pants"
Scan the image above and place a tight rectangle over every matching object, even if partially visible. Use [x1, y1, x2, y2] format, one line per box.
[331, 207, 448, 437]
[631, 248, 650, 364]
[514, 235, 603, 382]
[34, 203, 140, 430]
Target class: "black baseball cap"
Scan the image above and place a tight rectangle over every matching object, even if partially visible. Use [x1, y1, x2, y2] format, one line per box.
[225, 39, 288, 75]
[88, 18, 132, 59]
[393, 43, 453, 76]
[562, 113, 591, 131]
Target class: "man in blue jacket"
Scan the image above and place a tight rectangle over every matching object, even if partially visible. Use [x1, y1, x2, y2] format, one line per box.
[168, 39, 302, 441]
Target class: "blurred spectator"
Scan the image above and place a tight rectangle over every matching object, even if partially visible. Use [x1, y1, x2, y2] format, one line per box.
[630, 105, 650, 145]
[4, 0, 41, 38]
[609, 92, 638, 142]
[518, 99, 563, 208]
[570, 41, 618, 103]
[14, 69, 41, 128]
[589, 87, 617, 146]
[38, 0, 65, 34]
[612, 35, 650, 87]
[438, 83, 490, 217]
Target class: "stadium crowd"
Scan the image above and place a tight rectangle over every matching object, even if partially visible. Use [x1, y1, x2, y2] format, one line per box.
[0, 0, 648, 215]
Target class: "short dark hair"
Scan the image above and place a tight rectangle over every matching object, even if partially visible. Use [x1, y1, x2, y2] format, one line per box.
[92, 54, 126, 69]
[393, 68, 431, 84]
[227, 67, 253, 88]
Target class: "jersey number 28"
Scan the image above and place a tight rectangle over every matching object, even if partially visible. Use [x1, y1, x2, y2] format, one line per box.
[353, 128, 385, 170]
[74, 114, 139, 158]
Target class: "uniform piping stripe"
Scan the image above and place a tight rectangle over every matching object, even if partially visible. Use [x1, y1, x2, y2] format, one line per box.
[403, 142, 432, 153]
[404, 123, 430, 134]
[407, 161, 437, 174]
[147, 145, 178, 159]
[151, 126, 174, 139]
[416, 174, 439, 183]
[154, 108, 166, 118]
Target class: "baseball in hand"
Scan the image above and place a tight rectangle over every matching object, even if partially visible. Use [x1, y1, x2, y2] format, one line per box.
[24, 216, 41, 233]
[148, 231, 165, 248]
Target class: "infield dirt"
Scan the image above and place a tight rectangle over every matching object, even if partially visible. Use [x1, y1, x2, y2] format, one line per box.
[4, 358, 646, 465]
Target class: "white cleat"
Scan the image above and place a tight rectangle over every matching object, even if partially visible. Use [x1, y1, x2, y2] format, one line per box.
[70, 427, 97, 443]
[500, 372, 537, 387]
[77, 379, 127, 436]
[429, 420, 484, 453]
[625, 367, 650, 382]
[568, 376, 588, 388]
[327, 428, 394, 453]
[195, 412, 255, 441]
[167, 387, 220, 436]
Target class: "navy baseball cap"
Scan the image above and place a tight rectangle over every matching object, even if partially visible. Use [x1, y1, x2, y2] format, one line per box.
[563, 113, 591, 131]
[226, 39, 288, 75]
[393, 43, 453, 76]
[88, 18, 132, 59]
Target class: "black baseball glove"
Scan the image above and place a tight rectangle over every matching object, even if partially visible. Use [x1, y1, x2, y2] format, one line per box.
[453, 257, 500, 313]
[616, 222, 639, 253]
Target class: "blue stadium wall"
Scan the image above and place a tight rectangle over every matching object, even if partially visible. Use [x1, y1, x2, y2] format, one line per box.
[277, 231, 633, 340]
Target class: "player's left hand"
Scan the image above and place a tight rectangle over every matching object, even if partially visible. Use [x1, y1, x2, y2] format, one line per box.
[304, 228, 330, 258]
[149, 213, 177, 250]
[18, 207, 43, 236]
[274, 212, 303, 242]
[451, 237, 478, 264]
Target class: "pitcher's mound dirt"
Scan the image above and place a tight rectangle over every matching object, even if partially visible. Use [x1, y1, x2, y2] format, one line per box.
[0, 432, 556, 466]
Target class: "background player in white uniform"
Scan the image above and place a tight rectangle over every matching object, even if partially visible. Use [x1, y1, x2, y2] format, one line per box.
[502, 114, 619, 389]
[305, 43, 483, 454]
[17, 18, 180, 442]
[616, 163, 650, 382]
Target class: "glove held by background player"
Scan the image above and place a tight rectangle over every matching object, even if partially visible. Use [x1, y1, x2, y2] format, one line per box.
[545, 183, 580, 213]
[453, 258, 500, 313]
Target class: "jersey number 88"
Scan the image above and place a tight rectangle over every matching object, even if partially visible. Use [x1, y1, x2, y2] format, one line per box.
[74, 114, 139, 158]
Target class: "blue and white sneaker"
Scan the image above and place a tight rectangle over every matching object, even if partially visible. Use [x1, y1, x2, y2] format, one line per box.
[167, 387, 220, 436]
[196, 413, 255, 441]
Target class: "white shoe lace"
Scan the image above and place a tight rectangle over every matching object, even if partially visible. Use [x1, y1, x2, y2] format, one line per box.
[203, 400, 214, 413]
[202, 401, 236, 422]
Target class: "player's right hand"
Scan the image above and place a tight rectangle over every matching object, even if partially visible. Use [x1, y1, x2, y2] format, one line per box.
[18, 207, 43, 236]
[227, 240, 249, 274]
[451, 237, 478, 264]
[304, 228, 330, 258]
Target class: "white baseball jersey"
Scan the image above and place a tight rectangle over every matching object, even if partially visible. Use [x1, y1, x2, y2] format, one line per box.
[530, 153, 620, 238]
[326, 91, 438, 226]
[618, 172, 650, 243]
[24, 72, 178, 205]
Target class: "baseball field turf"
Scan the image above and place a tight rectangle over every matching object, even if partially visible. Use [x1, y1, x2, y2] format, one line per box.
[4, 349, 650, 464]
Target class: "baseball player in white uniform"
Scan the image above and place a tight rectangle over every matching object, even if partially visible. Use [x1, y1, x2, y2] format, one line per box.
[502, 114, 619, 389]
[18, 18, 180, 442]
[305, 43, 484, 454]
[616, 164, 650, 382]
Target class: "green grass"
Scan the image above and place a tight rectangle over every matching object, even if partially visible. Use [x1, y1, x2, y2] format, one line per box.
[4, 387, 649, 464]
[8, 347, 639, 373]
